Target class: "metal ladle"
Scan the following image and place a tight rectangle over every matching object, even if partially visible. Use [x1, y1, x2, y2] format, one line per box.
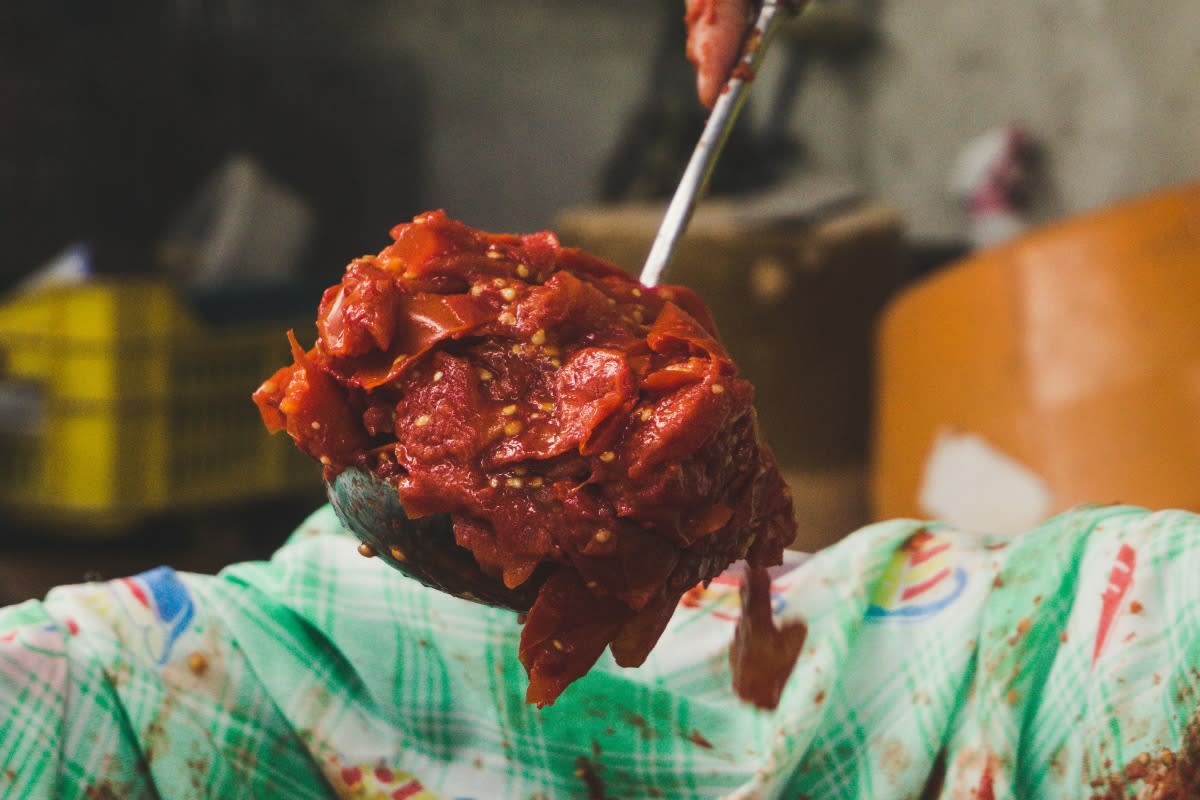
[640, 0, 797, 287]
[327, 1, 800, 609]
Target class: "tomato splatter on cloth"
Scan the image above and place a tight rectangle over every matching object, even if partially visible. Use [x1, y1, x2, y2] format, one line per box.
[254, 211, 797, 706]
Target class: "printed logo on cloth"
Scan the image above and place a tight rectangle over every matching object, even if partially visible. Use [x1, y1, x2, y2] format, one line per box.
[678, 561, 801, 622]
[1092, 543, 1136, 665]
[0, 603, 76, 658]
[334, 760, 435, 799]
[866, 530, 968, 622]
[109, 566, 195, 665]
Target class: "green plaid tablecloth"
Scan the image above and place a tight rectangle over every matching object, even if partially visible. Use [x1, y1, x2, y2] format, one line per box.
[1, 503, 1197, 798]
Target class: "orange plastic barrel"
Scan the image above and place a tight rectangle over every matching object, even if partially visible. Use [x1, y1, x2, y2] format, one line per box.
[872, 182, 1200, 528]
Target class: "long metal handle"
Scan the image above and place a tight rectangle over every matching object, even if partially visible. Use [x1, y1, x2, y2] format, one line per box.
[639, 0, 800, 287]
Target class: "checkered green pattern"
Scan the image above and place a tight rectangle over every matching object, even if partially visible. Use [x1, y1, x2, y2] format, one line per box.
[0, 504, 1197, 798]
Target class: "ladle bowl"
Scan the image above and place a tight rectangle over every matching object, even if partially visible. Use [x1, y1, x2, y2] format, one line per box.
[326, 467, 541, 611]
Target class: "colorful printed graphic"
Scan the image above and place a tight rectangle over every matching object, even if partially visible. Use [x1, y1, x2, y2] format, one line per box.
[0, 604, 73, 658]
[866, 530, 968, 621]
[110, 567, 196, 665]
[1092, 543, 1136, 665]
[335, 761, 435, 799]
[679, 568, 790, 622]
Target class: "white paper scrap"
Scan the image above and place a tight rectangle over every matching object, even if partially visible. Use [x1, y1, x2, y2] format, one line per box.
[918, 429, 1052, 535]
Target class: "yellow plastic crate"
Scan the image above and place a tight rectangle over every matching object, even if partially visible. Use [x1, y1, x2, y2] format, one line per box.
[0, 280, 319, 535]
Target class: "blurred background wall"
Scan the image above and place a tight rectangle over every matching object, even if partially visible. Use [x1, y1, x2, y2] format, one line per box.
[853, 0, 1200, 240]
[4, 0, 1199, 283]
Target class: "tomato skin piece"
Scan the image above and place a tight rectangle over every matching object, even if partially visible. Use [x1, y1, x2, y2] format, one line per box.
[685, 0, 753, 108]
[730, 566, 808, 710]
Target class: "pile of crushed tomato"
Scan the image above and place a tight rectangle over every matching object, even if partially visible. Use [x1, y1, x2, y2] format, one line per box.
[254, 211, 802, 707]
